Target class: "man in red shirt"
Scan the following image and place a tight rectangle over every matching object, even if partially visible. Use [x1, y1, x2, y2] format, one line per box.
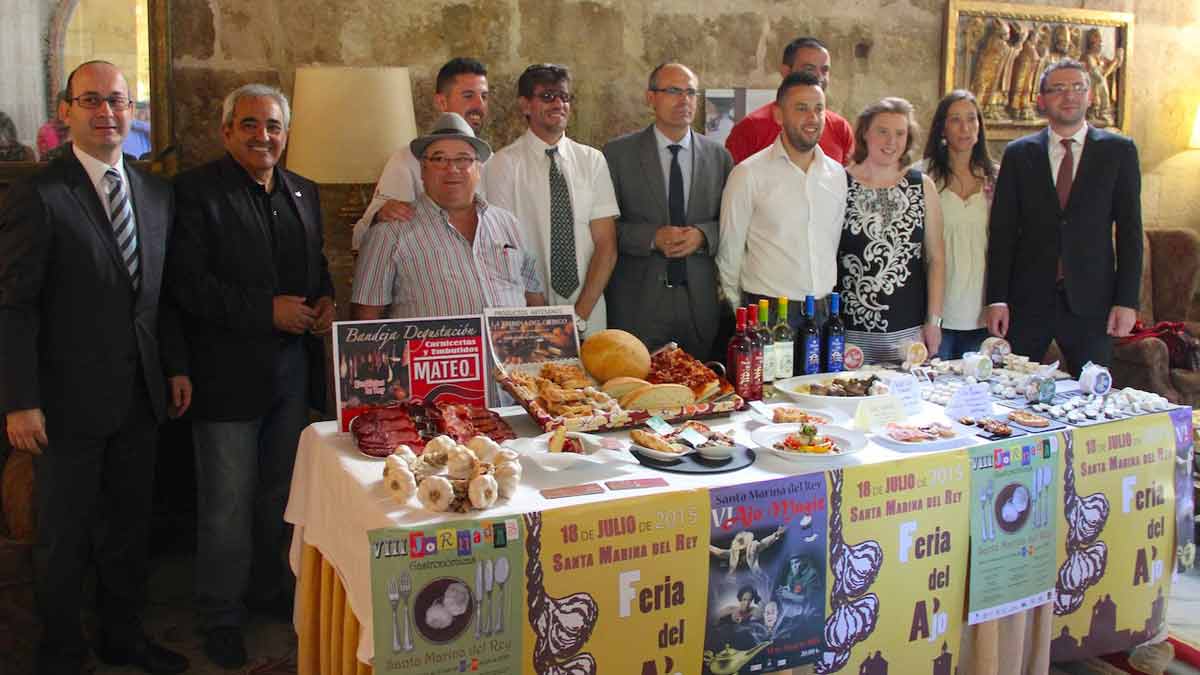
[724, 37, 854, 165]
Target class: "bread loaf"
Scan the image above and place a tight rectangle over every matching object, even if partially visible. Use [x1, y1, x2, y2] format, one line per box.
[600, 376, 651, 399]
[580, 330, 651, 382]
[618, 384, 695, 411]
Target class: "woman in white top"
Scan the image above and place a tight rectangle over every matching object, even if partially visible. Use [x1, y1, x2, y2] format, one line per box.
[919, 90, 998, 359]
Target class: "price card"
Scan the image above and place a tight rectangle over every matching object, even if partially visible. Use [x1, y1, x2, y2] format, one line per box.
[853, 395, 907, 432]
[888, 373, 922, 415]
[944, 382, 993, 420]
[644, 416, 674, 435]
[678, 427, 708, 447]
[747, 400, 773, 420]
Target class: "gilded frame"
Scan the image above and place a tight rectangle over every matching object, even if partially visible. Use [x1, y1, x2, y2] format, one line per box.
[0, 0, 175, 189]
[943, 0, 1133, 141]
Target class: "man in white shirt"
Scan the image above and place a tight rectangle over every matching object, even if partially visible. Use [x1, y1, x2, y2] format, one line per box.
[483, 64, 619, 337]
[351, 57, 490, 251]
[717, 71, 847, 328]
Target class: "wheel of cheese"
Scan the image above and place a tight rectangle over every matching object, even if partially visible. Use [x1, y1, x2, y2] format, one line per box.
[580, 329, 651, 382]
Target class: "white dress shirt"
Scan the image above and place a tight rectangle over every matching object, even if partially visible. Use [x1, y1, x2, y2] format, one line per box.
[716, 138, 847, 305]
[653, 126, 691, 211]
[74, 143, 133, 221]
[1048, 124, 1088, 186]
[482, 129, 620, 335]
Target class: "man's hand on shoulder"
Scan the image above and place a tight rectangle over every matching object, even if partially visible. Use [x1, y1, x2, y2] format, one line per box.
[1107, 305, 1137, 337]
[273, 295, 316, 334]
[6, 408, 47, 453]
[375, 200, 414, 224]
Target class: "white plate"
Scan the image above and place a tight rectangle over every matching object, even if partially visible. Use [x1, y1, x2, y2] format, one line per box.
[750, 424, 866, 461]
[775, 372, 894, 416]
[871, 423, 976, 452]
[505, 432, 626, 469]
[749, 401, 848, 427]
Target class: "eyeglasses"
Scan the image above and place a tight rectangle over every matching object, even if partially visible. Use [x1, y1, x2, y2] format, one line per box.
[1043, 82, 1089, 96]
[69, 93, 133, 110]
[534, 90, 574, 104]
[650, 87, 699, 99]
[423, 155, 477, 170]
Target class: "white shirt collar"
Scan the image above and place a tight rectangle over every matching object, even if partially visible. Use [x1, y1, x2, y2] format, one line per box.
[767, 135, 830, 174]
[522, 127, 569, 156]
[653, 126, 692, 153]
[73, 143, 125, 187]
[1050, 124, 1088, 148]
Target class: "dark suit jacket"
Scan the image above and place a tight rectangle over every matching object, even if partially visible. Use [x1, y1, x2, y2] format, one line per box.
[986, 126, 1142, 318]
[0, 145, 173, 434]
[603, 125, 733, 349]
[164, 154, 334, 421]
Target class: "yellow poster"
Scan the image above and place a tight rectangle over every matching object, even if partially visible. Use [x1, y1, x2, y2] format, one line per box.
[522, 490, 711, 675]
[1050, 414, 1176, 661]
[816, 451, 970, 675]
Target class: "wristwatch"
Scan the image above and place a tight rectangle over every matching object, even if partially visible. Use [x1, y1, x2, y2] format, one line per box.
[575, 315, 588, 334]
[927, 314, 943, 328]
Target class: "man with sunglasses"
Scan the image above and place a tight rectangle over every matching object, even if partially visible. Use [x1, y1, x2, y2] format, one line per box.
[351, 112, 545, 322]
[0, 60, 189, 674]
[602, 63, 733, 359]
[483, 63, 619, 337]
[986, 59, 1143, 376]
[351, 57, 491, 252]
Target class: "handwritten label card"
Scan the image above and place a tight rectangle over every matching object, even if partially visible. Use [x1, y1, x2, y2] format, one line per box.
[854, 396, 907, 432]
[888, 373, 922, 416]
[945, 382, 993, 420]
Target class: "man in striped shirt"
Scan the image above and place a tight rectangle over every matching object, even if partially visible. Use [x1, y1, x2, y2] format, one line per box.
[351, 112, 545, 319]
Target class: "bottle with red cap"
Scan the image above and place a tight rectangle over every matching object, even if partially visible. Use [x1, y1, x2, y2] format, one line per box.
[726, 306, 755, 400]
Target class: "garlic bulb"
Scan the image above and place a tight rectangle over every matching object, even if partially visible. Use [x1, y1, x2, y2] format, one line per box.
[493, 459, 522, 498]
[392, 444, 419, 468]
[446, 444, 480, 480]
[410, 456, 444, 482]
[491, 447, 520, 465]
[468, 474, 499, 509]
[383, 455, 407, 479]
[422, 435, 456, 465]
[385, 464, 417, 504]
[417, 476, 454, 511]
[466, 436, 502, 463]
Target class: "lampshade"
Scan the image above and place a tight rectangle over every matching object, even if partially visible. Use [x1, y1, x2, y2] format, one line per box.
[286, 66, 417, 183]
[1190, 103, 1200, 149]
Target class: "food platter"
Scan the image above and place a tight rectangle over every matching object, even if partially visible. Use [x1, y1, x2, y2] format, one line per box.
[774, 371, 895, 416]
[504, 431, 629, 470]
[750, 424, 867, 462]
[871, 421, 976, 452]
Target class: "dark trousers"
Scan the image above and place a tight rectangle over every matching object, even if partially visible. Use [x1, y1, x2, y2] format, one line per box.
[34, 378, 157, 673]
[1008, 287, 1113, 378]
[640, 285, 716, 362]
[192, 339, 309, 630]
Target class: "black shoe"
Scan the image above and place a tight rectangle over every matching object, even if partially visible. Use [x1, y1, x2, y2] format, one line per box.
[204, 626, 248, 670]
[96, 635, 189, 674]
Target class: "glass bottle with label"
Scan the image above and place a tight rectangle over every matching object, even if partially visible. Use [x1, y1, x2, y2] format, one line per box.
[726, 307, 754, 400]
[757, 299, 776, 385]
[800, 295, 821, 375]
[772, 296, 795, 379]
[745, 305, 765, 400]
[823, 292, 845, 373]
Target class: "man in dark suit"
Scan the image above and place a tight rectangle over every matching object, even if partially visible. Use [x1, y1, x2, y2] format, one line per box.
[0, 61, 190, 674]
[986, 59, 1142, 376]
[603, 63, 734, 358]
[164, 83, 334, 668]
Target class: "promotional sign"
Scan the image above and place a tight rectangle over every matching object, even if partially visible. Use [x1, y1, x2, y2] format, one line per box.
[333, 315, 487, 430]
[1170, 407, 1195, 577]
[704, 474, 828, 673]
[1051, 415, 1177, 661]
[368, 518, 525, 674]
[522, 491, 710, 675]
[817, 453, 970, 675]
[967, 433, 1061, 624]
[485, 305, 579, 371]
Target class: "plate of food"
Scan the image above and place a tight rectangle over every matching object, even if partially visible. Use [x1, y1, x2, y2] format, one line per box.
[629, 428, 695, 462]
[752, 402, 848, 427]
[774, 372, 893, 415]
[874, 421, 973, 451]
[666, 420, 740, 461]
[505, 427, 625, 469]
[751, 423, 866, 461]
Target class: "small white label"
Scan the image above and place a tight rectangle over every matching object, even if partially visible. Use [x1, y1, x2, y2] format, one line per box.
[748, 400, 773, 419]
[678, 427, 708, 447]
[853, 396, 907, 432]
[645, 416, 674, 435]
[776, 341, 794, 379]
[889, 374, 922, 416]
[762, 343, 777, 383]
[944, 382, 993, 420]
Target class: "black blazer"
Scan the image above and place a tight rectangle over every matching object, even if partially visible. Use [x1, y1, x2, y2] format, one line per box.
[164, 154, 334, 421]
[0, 146, 174, 434]
[986, 126, 1142, 318]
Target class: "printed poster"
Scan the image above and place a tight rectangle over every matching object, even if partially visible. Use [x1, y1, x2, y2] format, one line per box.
[522, 491, 710, 675]
[1051, 415, 1177, 660]
[817, 452, 970, 675]
[1170, 407, 1195, 576]
[333, 315, 488, 430]
[484, 305, 579, 371]
[967, 433, 1061, 624]
[704, 474, 828, 673]
[368, 518, 525, 674]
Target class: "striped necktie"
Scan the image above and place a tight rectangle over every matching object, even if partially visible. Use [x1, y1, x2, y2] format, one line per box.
[104, 168, 140, 290]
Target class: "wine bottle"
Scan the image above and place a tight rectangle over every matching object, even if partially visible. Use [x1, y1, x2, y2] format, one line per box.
[746, 304, 764, 401]
[726, 307, 754, 400]
[773, 296, 795, 379]
[823, 292, 846, 373]
[757, 300, 776, 384]
[800, 295, 821, 375]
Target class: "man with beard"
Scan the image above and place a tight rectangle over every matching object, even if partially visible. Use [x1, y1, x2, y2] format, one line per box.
[352, 57, 490, 251]
[985, 59, 1142, 375]
[164, 83, 335, 668]
[483, 64, 619, 337]
[724, 37, 854, 165]
[603, 63, 733, 358]
[717, 71, 848, 330]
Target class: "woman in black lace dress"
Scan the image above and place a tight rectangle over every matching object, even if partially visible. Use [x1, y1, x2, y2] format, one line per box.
[837, 97, 945, 363]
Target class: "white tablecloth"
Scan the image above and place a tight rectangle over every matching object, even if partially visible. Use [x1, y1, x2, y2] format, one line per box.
[284, 401, 992, 663]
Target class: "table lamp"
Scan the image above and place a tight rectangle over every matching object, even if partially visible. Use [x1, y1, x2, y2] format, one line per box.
[286, 66, 418, 219]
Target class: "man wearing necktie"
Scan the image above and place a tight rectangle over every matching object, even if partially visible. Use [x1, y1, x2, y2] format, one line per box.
[0, 61, 189, 674]
[603, 63, 733, 358]
[986, 59, 1143, 376]
[483, 64, 619, 337]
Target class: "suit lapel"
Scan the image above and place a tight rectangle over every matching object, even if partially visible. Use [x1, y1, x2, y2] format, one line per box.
[277, 170, 319, 293]
[1067, 126, 1104, 212]
[685, 130, 705, 224]
[637, 126, 670, 224]
[62, 148, 130, 280]
[1031, 129, 1062, 214]
[218, 157, 277, 287]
